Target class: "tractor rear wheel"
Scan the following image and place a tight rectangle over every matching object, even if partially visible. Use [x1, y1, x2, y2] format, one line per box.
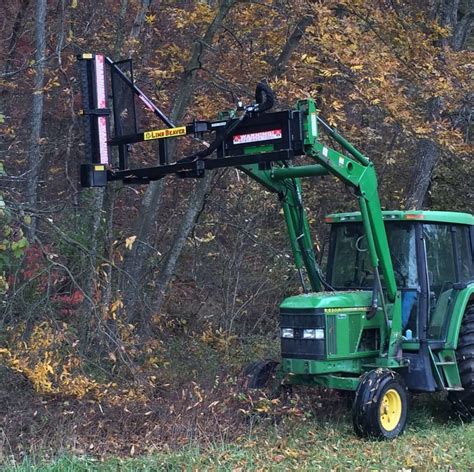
[242, 359, 279, 389]
[449, 304, 474, 421]
[352, 369, 409, 439]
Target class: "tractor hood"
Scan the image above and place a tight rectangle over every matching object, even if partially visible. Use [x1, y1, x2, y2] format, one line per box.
[280, 290, 373, 311]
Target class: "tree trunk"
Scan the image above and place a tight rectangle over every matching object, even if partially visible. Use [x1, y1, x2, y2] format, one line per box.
[150, 173, 213, 322]
[0, 0, 31, 186]
[271, 15, 313, 77]
[128, 0, 152, 58]
[404, 139, 439, 209]
[3, 0, 31, 75]
[404, 1, 472, 209]
[113, 0, 129, 59]
[25, 0, 47, 240]
[434, 0, 474, 50]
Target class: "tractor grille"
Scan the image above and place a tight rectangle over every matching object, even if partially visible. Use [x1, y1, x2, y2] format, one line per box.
[280, 308, 326, 360]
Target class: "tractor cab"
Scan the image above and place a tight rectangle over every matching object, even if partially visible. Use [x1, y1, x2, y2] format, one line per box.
[324, 210, 474, 342]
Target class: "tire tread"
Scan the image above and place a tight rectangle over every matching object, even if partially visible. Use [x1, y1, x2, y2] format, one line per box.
[449, 304, 474, 421]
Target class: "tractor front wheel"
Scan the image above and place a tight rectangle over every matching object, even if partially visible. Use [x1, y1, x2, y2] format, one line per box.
[449, 304, 474, 421]
[352, 369, 409, 439]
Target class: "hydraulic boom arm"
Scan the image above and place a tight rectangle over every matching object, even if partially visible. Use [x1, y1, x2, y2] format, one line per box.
[239, 99, 397, 306]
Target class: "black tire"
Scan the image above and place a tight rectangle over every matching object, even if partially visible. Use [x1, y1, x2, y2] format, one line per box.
[449, 304, 474, 421]
[352, 368, 409, 439]
[242, 359, 279, 389]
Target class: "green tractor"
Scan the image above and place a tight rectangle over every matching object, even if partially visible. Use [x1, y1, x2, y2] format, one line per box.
[273, 209, 474, 439]
[77, 54, 474, 439]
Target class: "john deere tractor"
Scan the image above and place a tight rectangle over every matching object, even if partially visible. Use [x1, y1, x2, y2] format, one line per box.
[77, 53, 474, 438]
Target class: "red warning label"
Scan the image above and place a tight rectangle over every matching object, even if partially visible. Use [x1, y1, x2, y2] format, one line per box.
[233, 129, 282, 145]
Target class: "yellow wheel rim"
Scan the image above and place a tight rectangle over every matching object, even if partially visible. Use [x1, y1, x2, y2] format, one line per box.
[379, 388, 402, 432]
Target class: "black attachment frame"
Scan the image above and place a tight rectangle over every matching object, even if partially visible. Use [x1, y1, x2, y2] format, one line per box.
[78, 54, 302, 187]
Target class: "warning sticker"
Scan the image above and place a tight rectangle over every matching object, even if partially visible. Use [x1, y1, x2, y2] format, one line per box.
[144, 126, 187, 140]
[233, 129, 282, 145]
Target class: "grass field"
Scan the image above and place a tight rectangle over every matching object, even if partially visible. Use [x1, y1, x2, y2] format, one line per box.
[5, 394, 473, 471]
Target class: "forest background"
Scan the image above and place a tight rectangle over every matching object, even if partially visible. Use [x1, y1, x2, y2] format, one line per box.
[0, 0, 473, 468]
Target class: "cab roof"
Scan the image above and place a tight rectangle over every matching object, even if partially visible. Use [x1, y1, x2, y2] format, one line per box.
[325, 210, 474, 226]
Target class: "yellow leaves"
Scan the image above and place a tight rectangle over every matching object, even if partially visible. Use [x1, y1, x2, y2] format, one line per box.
[0, 322, 103, 399]
[0, 273, 7, 293]
[350, 64, 364, 71]
[327, 112, 346, 127]
[283, 448, 301, 459]
[200, 326, 236, 352]
[125, 235, 136, 250]
[301, 54, 319, 65]
[110, 298, 123, 318]
[59, 372, 101, 399]
[44, 77, 61, 91]
[320, 68, 337, 78]
[414, 125, 432, 136]
[0, 320, 168, 405]
[195, 232, 216, 244]
[145, 14, 156, 25]
[429, 21, 451, 39]
[173, 2, 213, 30]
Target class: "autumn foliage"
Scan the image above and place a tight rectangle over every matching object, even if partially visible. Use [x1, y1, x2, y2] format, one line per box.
[0, 0, 472, 461]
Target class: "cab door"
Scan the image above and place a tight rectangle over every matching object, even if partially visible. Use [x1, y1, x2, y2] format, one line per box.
[426, 224, 474, 340]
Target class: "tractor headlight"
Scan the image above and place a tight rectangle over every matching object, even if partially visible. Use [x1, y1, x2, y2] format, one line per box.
[303, 328, 324, 339]
[281, 328, 294, 338]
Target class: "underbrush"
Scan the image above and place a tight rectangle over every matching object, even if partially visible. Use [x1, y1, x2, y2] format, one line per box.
[0, 324, 473, 471]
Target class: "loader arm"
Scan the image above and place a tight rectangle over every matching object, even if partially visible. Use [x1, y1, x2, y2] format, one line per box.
[239, 99, 397, 305]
